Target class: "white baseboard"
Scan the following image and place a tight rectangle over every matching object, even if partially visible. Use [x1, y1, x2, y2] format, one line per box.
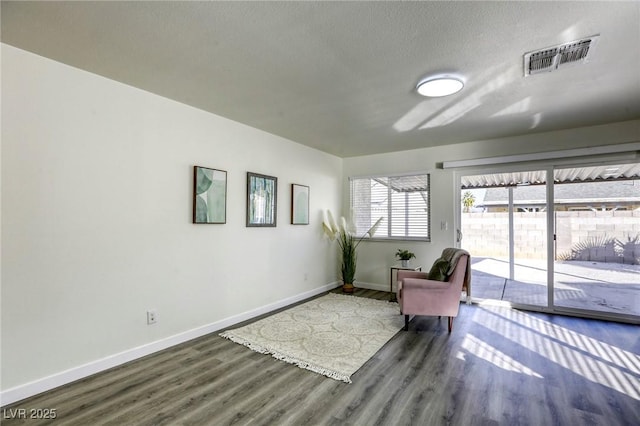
[0, 282, 341, 407]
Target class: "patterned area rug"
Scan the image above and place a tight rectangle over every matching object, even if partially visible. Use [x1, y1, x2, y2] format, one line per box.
[220, 293, 404, 383]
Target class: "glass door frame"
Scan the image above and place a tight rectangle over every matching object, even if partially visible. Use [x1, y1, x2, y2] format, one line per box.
[550, 160, 640, 324]
[455, 158, 640, 324]
[455, 163, 553, 313]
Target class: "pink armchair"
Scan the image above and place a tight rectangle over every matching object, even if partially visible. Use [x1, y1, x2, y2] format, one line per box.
[397, 252, 469, 332]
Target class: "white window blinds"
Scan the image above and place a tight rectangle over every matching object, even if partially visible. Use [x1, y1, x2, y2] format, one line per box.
[350, 174, 430, 240]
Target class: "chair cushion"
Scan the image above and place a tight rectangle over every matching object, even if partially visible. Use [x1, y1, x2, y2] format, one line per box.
[427, 258, 449, 281]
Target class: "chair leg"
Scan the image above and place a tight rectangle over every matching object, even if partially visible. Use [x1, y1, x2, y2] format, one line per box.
[448, 316, 453, 333]
[404, 314, 409, 331]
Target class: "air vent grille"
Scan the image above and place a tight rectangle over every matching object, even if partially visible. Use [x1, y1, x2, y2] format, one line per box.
[558, 40, 591, 65]
[528, 48, 559, 74]
[524, 35, 599, 76]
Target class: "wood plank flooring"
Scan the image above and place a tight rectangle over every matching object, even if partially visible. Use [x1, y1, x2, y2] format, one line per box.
[2, 288, 639, 425]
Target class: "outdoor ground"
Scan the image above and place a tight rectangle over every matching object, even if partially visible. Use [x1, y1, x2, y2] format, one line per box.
[471, 257, 640, 317]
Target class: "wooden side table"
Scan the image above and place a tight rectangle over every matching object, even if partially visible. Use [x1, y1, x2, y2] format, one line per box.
[389, 264, 422, 301]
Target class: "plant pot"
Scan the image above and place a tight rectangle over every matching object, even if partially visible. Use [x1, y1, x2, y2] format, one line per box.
[342, 282, 355, 293]
[401, 259, 409, 267]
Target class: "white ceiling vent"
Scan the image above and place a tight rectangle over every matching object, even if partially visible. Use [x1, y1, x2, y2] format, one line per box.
[524, 35, 600, 76]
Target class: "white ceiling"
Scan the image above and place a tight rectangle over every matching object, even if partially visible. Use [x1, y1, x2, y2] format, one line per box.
[2, 1, 639, 158]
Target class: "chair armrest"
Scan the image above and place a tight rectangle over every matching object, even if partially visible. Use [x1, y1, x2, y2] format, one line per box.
[397, 270, 429, 281]
[403, 278, 452, 291]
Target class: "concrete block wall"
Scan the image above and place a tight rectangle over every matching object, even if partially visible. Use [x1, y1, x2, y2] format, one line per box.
[462, 211, 640, 263]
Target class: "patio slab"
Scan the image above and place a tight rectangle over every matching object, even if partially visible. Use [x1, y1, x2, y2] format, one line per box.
[470, 257, 640, 317]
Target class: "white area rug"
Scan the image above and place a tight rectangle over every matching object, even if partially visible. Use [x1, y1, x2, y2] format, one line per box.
[220, 293, 404, 383]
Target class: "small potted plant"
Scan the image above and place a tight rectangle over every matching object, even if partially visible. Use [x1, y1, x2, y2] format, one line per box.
[396, 249, 416, 267]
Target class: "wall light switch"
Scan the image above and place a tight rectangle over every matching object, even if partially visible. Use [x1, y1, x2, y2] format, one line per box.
[441, 221, 448, 230]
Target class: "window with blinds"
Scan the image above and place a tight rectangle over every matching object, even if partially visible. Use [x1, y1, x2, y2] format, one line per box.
[350, 174, 430, 241]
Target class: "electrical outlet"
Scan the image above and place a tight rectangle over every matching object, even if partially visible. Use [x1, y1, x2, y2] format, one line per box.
[147, 310, 157, 325]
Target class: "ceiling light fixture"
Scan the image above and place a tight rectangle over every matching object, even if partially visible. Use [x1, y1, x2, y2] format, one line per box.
[416, 76, 464, 97]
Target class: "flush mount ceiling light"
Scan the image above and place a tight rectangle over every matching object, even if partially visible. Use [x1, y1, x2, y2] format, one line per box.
[416, 77, 464, 97]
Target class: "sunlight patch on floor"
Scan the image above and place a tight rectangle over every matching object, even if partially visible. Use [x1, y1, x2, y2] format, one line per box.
[474, 306, 640, 401]
[458, 334, 543, 378]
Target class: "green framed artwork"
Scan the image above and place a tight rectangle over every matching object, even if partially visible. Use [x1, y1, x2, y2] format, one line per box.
[247, 172, 277, 227]
[193, 166, 227, 224]
[291, 184, 309, 225]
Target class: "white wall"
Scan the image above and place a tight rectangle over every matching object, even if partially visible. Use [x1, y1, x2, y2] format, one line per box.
[343, 120, 640, 289]
[0, 44, 342, 401]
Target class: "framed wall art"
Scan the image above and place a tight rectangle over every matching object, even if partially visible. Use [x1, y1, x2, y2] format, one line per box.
[247, 172, 277, 227]
[291, 184, 309, 225]
[193, 166, 227, 224]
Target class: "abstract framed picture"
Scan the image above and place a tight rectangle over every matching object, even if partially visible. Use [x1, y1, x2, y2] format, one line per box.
[247, 172, 277, 227]
[193, 166, 227, 224]
[291, 184, 309, 225]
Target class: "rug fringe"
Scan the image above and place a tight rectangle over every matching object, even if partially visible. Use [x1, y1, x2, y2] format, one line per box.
[219, 332, 270, 354]
[219, 331, 352, 383]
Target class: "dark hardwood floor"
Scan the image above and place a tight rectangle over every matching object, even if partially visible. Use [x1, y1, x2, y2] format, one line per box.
[3, 288, 639, 425]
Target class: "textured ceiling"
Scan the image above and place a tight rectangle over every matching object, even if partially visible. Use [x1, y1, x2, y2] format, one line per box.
[2, 1, 640, 157]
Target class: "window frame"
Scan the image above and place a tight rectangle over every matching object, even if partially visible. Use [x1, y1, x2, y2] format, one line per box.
[349, 172, 431, 242]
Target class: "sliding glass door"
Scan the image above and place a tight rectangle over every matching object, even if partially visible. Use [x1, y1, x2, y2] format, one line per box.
[459, 161, 640, 322]
[552, 164, 640, 318]
[460, 169, 548, 309]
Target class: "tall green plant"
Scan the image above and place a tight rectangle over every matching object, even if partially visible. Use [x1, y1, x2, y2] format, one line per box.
[339, 231, 357, 284]
[323, 210, 383, 284]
